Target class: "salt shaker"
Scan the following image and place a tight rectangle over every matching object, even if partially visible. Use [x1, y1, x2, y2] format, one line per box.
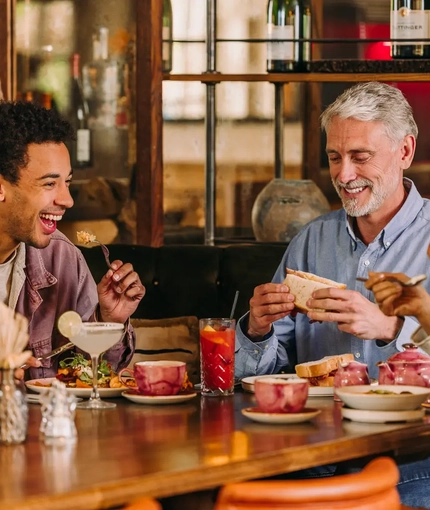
[40, 379, 78, 445]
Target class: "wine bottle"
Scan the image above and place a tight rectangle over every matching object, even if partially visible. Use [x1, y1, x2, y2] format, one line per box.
[68, 53, 92, 169]
[267, 0, 312, 73]
[391, 1, 430, 58]
[82, 27, 119, 129]
[163, 0, 173, 73]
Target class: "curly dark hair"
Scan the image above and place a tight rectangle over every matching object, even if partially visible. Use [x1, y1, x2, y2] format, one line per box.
[0, 101, 74, 184]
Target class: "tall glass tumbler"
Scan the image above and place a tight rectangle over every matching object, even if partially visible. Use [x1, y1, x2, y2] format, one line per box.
[199, 318, 236, 397]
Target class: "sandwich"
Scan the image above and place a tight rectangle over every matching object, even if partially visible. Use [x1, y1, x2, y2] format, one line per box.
[283, 268, 346, 312]
[295, 353, 354, 387]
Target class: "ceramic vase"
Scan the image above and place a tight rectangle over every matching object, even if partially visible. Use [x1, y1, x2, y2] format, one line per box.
[251, 179, 331, 243]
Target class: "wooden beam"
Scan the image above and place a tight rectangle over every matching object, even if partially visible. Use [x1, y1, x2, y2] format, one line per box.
[0, 0, 13, 100]
[135, 0, 164, 246]
[164, 73, 430, 83]
[302, 0, 323, 183]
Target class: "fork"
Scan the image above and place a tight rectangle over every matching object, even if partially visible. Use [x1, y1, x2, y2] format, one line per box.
[20, 341, 74, 369]
[356, 274, 427, 287]
[94, 241, 112, 269]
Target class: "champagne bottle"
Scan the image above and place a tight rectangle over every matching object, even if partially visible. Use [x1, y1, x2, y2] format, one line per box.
[163, 0, 173, 73]
[68, 53, 92, 169]
[267, 0, 312, 73]
[391, 1, 430, 58]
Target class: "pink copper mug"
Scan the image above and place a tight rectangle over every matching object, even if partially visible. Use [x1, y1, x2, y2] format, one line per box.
[120, 360, 186, 396]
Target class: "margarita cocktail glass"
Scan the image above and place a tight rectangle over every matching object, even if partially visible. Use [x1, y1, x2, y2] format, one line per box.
[70, 322, 125, 409]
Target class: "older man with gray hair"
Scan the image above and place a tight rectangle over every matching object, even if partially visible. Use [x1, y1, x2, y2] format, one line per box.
[235, 82, 430, 507]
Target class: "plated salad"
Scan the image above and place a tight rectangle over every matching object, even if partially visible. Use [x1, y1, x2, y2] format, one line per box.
[55, 353, 135, 389]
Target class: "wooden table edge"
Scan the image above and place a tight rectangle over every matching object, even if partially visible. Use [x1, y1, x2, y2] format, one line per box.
[7, 425, 430, 510]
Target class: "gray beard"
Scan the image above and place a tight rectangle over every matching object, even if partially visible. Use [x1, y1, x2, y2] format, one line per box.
[332, 178, 384, 217]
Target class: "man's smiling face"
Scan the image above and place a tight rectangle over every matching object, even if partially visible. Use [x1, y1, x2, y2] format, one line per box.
[0, 142, 74, 249]
[326, 117, 404, 218]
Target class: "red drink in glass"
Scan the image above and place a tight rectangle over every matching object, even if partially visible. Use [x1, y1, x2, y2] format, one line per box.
[199, 318, 236, 396]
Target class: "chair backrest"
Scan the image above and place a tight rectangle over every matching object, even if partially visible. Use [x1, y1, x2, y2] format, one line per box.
[122, 498, 162, 510]
[215, 457, 401, 510]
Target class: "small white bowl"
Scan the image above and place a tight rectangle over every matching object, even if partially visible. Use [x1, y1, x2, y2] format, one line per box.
[335, 385, 430, 411]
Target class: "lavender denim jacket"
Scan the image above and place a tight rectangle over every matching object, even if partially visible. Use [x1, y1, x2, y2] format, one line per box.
[15, 231, 135, 380]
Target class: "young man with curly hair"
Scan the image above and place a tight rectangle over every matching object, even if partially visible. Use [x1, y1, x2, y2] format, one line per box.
[0, 101, 144, 379]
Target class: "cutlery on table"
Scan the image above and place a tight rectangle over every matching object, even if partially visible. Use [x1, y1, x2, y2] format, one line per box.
[356, 274, 427, 287]
[20, 341, 74, 369]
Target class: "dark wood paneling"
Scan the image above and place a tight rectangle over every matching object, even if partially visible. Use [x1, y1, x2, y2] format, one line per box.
[302, 0, 323, 183]
[135, 0, 164, 246]
[0, 0, 13, 100]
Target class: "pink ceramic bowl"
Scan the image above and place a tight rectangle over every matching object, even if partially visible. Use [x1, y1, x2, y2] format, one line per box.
[254, 377, 309, 413]
[134, 361, 186, 396]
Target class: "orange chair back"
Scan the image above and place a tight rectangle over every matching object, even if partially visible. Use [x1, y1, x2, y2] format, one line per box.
[215, 457, 401, 510]
[122, 498, 162, 510]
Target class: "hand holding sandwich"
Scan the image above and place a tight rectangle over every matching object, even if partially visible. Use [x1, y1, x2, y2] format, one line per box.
[247, 283, 296, 339]
[247, 269, 344, 339]
[306, 286, 403, 342]
[284, 269, 402, 342]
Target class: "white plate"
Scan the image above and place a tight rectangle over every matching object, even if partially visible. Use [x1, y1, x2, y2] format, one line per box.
[241, 374, 334, 397]
[122, 389, 197, 405]
[25, 378, 125, 398]
[26, 394, 83, 405]
[241, 407, 321, 424]
[336, 385, 430, 411]
[341, 406, 425, 424]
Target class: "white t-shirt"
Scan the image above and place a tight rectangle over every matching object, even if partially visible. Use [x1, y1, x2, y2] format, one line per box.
[0, 250, 18, 305]
[0, 243, 26, 309]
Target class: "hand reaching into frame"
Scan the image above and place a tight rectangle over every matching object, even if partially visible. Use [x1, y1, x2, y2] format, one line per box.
[364, 271, 430, 334]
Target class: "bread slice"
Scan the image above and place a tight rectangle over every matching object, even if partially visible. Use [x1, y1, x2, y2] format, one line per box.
[283, 268, 346, 312]
[313, 376, 335, 387]
[295, 354, 355, 379]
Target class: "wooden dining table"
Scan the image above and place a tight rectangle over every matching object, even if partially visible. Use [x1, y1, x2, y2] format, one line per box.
[2, 390, 430, 510]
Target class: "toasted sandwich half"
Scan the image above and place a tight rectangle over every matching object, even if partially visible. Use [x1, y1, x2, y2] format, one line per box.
[295, 354, 355, 387]
[283, 268, 346, 312]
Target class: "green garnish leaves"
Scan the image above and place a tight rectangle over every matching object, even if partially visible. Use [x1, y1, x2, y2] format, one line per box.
[98, 358, 111, 376]
[59, 353, 89, 369]
[80, 372, 92, 384]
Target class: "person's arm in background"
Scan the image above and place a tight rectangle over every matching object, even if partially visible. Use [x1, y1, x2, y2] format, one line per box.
[365, 271, 430, 335]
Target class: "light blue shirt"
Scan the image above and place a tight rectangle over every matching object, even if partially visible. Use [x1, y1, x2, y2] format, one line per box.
[235, 179, 430, 380]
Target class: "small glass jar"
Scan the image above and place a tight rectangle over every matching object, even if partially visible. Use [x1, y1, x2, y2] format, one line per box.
[0, 368, 28, 445]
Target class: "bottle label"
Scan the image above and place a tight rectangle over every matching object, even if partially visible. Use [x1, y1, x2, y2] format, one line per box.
[391, 8, 430, 45]
[76, 129, 91, 162]
[267, 24, 294, 61]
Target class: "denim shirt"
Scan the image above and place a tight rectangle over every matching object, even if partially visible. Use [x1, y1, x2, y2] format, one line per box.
[235, 179, 430, 380]
[15, 231, 135, 380]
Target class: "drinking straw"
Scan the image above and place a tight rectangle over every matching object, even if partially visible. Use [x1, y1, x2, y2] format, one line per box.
[230, 290, 239, 319]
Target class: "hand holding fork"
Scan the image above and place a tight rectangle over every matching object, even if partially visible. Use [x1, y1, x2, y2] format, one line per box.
[76, 231, 145, 318]
[76, 231, 111, 268]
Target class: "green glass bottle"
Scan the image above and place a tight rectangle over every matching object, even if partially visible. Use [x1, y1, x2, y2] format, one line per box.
[267, 0, 312, 72]
[163, 0, 173, 73]
[391, 0, 430, 58]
